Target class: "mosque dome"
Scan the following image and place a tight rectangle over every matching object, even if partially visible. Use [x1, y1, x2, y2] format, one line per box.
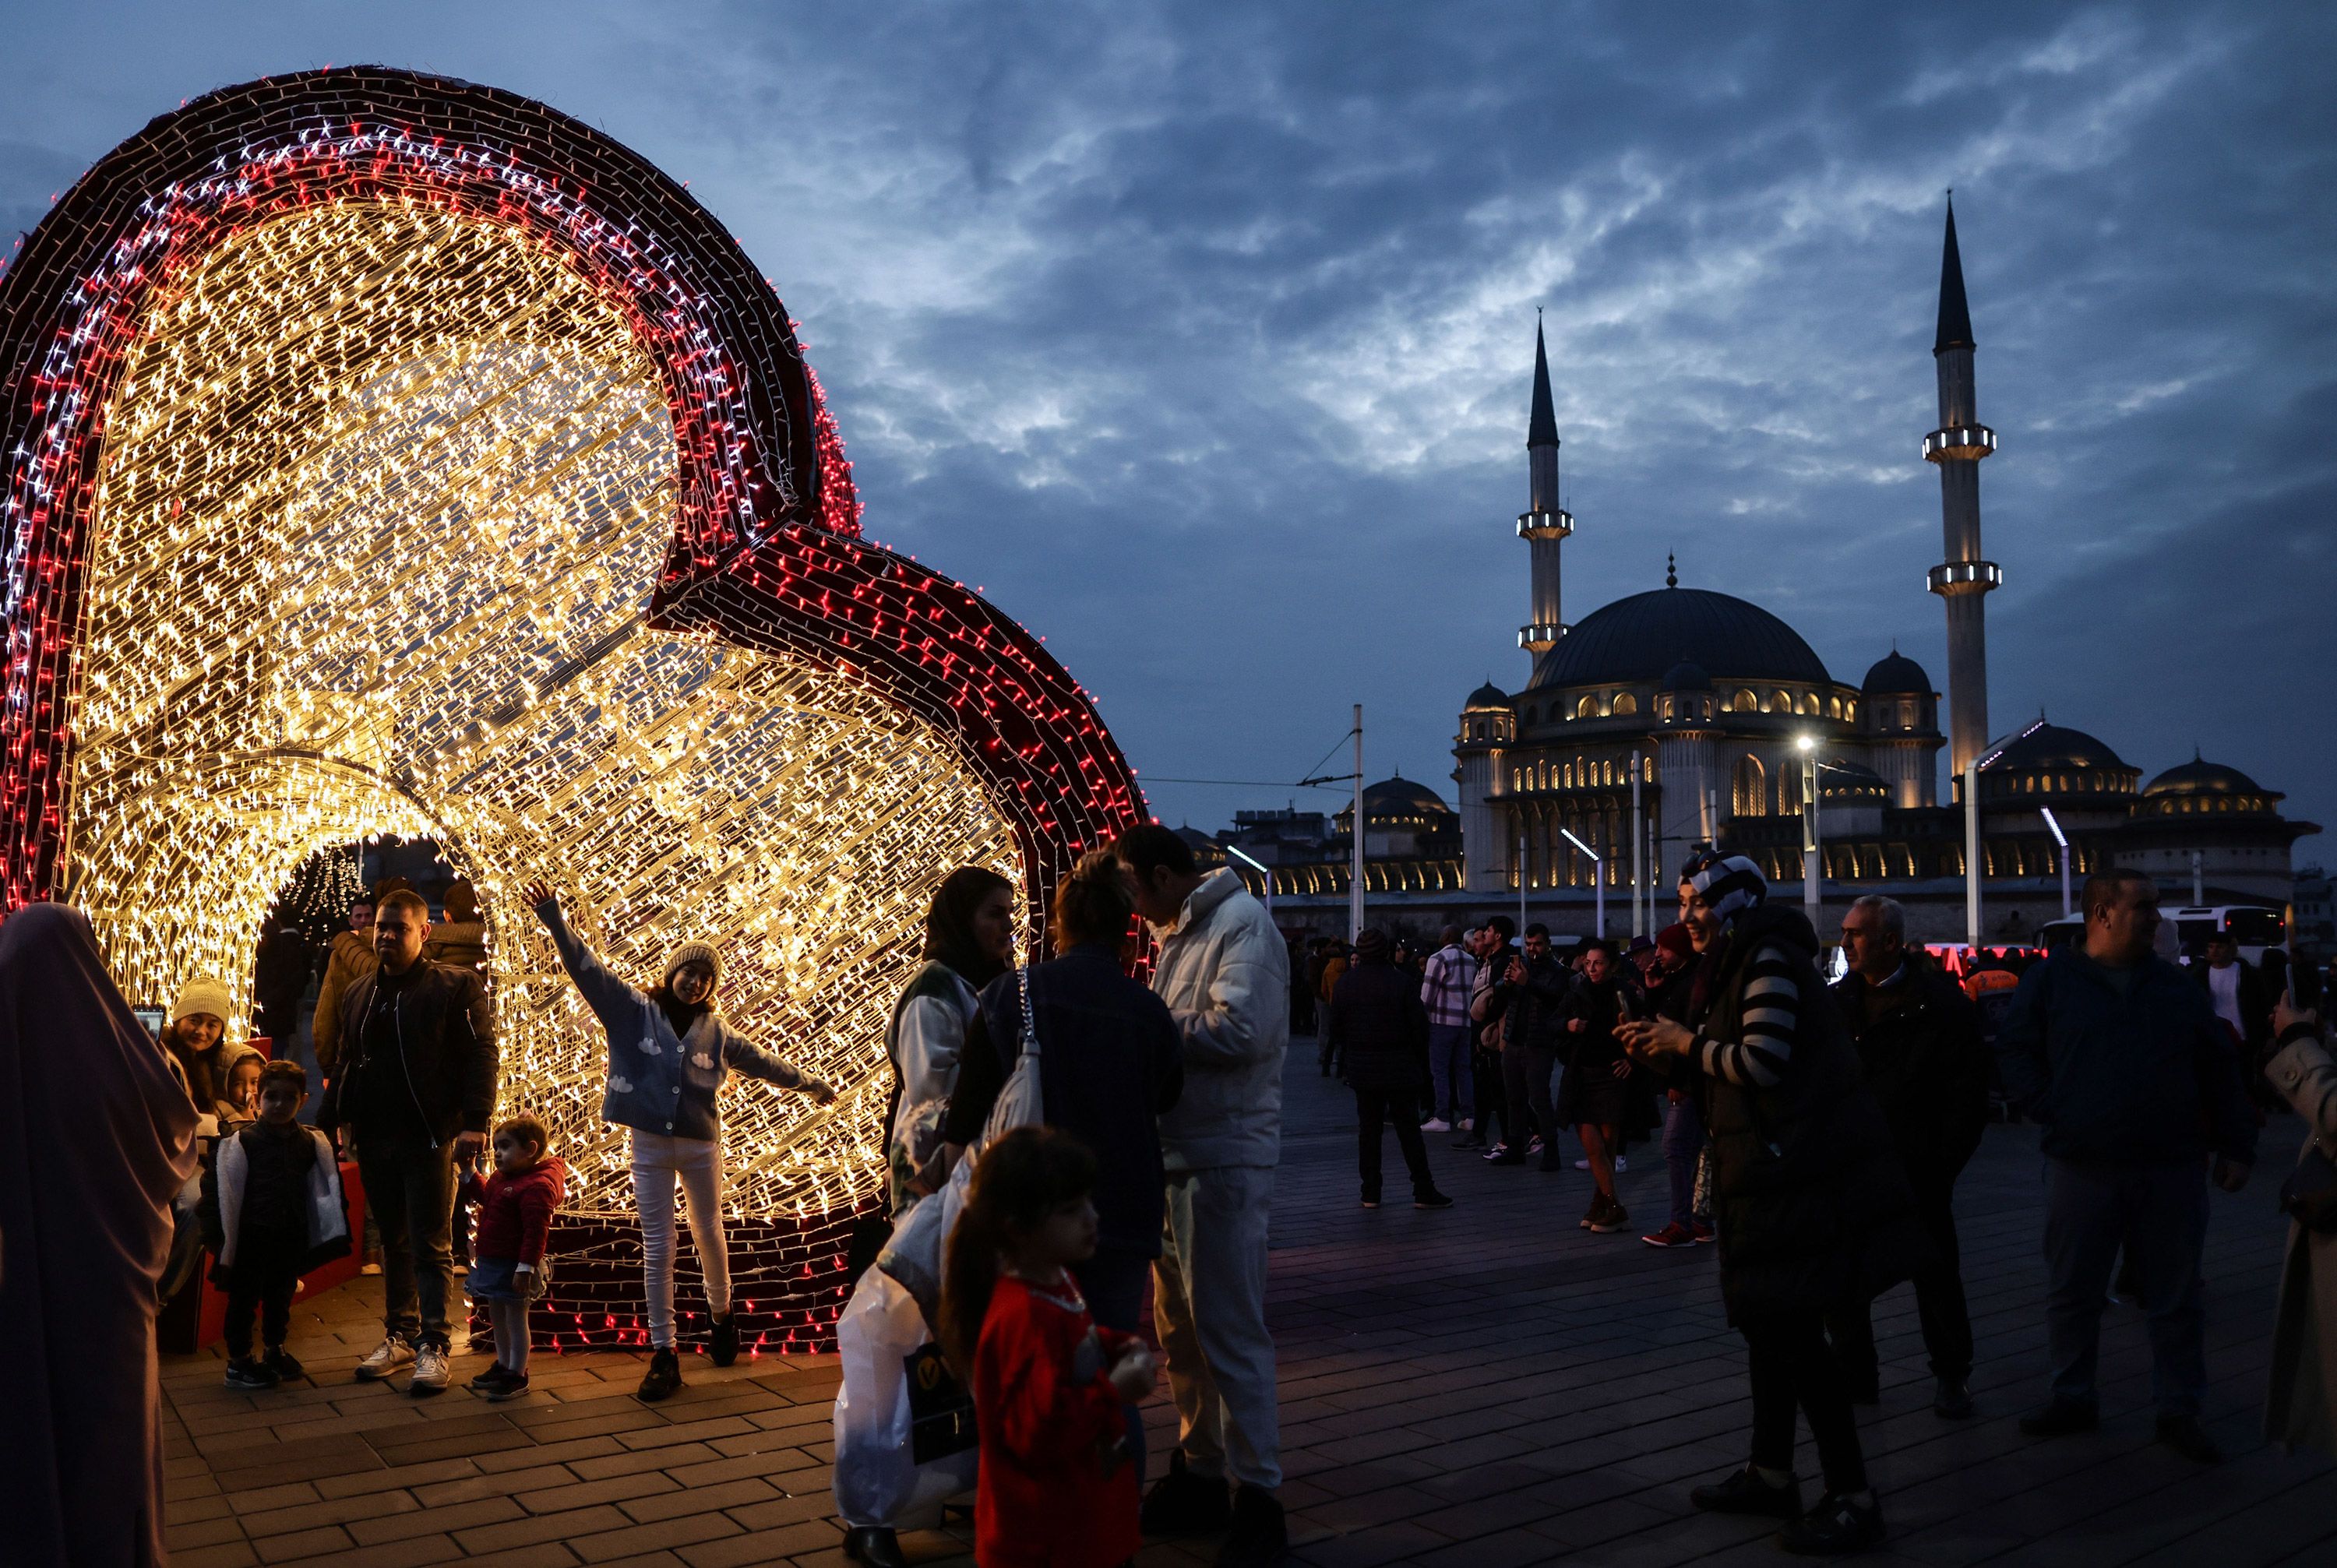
[1465, 681, 1510, 710]
[1978, 720, 2140, 800]
[1818, 759, 1890, 805]
[1359, 774, 1451, 818]
[1659, 658, 1713, 692]
[2137, 756, 2279, 817]
[1859, 650, 1931, 696]
[1532, 587, 1831, 691]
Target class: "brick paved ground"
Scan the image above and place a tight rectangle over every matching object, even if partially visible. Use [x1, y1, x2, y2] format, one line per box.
[164, 1041, 2335, 1567]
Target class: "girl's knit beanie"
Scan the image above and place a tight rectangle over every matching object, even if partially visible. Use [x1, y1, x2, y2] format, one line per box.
[173, 974, 234, 1026]
[664, 941, 719, 988]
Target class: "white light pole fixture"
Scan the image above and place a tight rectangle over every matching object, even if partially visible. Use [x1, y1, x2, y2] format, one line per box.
[1350, 703, 1365, 943]
[2039, 806, 2071, 918]
[1796, 734, 1821, 936]
[1561, 826, 1603, 938]
[1221, 840, 1273, 920]
[1630, 751, 1645, 939]
[1964, 759, 1982, 950]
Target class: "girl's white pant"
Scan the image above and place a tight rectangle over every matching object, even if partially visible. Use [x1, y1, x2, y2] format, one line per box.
[629, 1129, 730, 1348]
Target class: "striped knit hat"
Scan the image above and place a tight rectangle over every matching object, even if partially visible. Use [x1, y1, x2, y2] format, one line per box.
[1680, 851, 1767, 928]
[663, 941, 719, 989]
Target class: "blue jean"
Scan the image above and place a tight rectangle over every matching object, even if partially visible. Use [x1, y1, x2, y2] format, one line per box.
[1427, 1023, 1472, 1121]
[1075, 1245, 1154, 1484]
[2043, 1157, 2210, 1417]
[1663, 1094, 1706, 1227]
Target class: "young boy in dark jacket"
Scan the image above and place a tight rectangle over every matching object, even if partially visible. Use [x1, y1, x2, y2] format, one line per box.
[206, 1060, 351, 1388]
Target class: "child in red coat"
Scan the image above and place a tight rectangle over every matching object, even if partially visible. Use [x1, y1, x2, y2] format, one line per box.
[940, 1126, 1155, 1568]
[460, 1112, 566, 1401]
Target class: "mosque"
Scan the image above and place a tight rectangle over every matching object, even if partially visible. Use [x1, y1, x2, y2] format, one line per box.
[1226, 204, 2315, 943]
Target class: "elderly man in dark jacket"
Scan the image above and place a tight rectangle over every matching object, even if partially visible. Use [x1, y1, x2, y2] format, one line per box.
[1997, 869, 2257, 1464]
[1481, 922, 1574, 1169]
[1824, 896, 1990, 1418]
[1325, 929, 1452, 1210]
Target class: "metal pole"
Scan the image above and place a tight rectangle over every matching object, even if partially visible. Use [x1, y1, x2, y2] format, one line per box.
[1630, 752, 1644, 939]
[1518, 827, 1528, 934]
[2042, 807, 2071, 918]
[1223, 842, 1273, 919]
[1561, 828, 1602, 939]
[1964, 760, 1982, 950]
[2191, 849, 2204, 907]
[1799, 748, 1821, 936]
[1350, 704, 1365, 942]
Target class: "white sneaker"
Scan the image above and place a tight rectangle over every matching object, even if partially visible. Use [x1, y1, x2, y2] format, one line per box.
[1459, 1118, 1474, 1132]
[354, 1335, 414, 1380]
[1615, 1155, 1629, 1172]
[1574, 1158, 1591, 1171]
[1421, 1118, 1450, 1133]
[407, 1341, 451, 1396]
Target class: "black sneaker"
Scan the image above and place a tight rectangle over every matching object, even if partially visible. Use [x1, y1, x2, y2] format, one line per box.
[1777, 1492, 1885, 1556]
[1218, 1485, 1288, 1568]
[1139, 1450, 1232, 1535]
[1483, 1147, 1525, 1166]
[483, 1371, 530, 1403]
[224, 1356, 279, 1390]
[261, 1347, 305, 1382]
[1933, 1375, 1974, 1419]
[2018, 1399, 2099, 1438]
[468, 1363, 517, 1394]
[1412, 1190, 1454, 1210]
[2155, 1414, 2222, 1464]
[1588, 1197, 1629, 1234]
[710, 1314, 740, 1368]
[1688, 1464, 1802, 1519]
[637, 1345, 683, 1401]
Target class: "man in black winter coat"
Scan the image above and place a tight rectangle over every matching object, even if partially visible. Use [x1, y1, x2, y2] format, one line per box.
[317, 888, 497, 1396]
[1480, 924, 1574, 1169]
[1824, 896, 1990, 1418]
[1325, 929, 1452, 1210]
[1996, 869, 2255, 1465]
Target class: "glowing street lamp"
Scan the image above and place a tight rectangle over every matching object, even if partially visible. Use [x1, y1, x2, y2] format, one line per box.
[1796, 735, 1821, 935]
[1560, 826, 1604, 938]
[2040, 806, 2071, 918]
[1221, 839, 1274, 919]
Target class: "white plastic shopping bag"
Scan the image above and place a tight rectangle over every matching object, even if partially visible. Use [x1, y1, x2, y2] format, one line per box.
[831, 1266, 978, 1530]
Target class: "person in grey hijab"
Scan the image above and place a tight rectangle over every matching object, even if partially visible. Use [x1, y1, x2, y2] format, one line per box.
[0, 904, 199, 1566]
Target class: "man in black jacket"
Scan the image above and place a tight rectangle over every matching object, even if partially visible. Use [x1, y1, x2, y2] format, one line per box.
[1324, 928, 1452, 1210]
[1482, 923, 1574, 1169]
[1997, 869, 2255, 1464]
[1824, 896, 1989, 1418]
[318, 888, 496, 1395]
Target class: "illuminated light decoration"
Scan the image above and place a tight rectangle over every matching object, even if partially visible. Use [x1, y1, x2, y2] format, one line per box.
[0, 69, 1144, 1349]
[1514, 508, 1574, 541]
[1517, 622, 1570, 652]
[1924, 560, 2004, 595]
[1921, 424, 1997, 463]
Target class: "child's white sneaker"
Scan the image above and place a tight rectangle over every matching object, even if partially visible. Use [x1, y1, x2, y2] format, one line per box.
[354, 1335, 413, 1380]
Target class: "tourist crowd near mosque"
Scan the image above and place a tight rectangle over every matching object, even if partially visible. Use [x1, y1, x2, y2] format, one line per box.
[2, 40, 2332, 1568]
[1197, 205, 2318, 950]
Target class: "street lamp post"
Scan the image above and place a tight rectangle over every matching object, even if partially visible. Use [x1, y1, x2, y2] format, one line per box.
[2039, 806, 2071, 918]
[1630, 751, 1645, 939]
[1964, 759, 1982, 950]
[1796, 735, 1821, 936]
[1221, 840, 1273, 920]
[1561, 826, 1603, 938]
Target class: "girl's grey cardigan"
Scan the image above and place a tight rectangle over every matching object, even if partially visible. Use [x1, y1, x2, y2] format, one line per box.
[536, 900, 811, 1141]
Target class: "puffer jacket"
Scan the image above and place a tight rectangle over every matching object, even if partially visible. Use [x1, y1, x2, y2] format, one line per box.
[1325, 957, 1429, 1093]
[311, 929, 377, 1072]
[1148, 869, 1289, 1172]
[1687, 905, 1929, 1323]
[884, 960, 980, 1217]
[423, 919, 489, 975]
[534, 900, 812, 1141]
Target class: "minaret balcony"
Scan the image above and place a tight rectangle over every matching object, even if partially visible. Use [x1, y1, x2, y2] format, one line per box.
[1517, 508, 1574, 540]
[1518, 622, 1569, 652]
[1926, 559, 2004, 596]
[1923, 425, 1997, 463]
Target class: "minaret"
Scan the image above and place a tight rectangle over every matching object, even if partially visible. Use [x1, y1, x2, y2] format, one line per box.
[1517, 315, 1573, 667]
[1923, 196, 2001, 780]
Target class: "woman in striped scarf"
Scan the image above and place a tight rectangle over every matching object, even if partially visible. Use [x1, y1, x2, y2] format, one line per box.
[1618, 851, 1926, 1557]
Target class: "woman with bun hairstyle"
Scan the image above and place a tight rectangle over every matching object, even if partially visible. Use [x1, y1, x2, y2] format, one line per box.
[523, 877, 836, 1401]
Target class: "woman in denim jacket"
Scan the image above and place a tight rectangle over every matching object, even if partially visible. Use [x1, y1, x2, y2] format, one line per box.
[525, 879, 835, 1401]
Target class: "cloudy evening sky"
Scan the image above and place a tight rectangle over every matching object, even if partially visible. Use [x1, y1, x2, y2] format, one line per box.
[3, 2, 2331, 856]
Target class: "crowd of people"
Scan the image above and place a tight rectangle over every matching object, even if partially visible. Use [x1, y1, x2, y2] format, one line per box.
[5, 829, 2336, 1567]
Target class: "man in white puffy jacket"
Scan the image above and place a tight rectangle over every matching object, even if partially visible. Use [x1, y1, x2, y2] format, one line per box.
[1116, 823, 1291, 1568]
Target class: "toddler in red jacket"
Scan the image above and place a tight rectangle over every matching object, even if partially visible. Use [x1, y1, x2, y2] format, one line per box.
[460, 1112, 566, 1401]
[939, 1126, 1154, 1568]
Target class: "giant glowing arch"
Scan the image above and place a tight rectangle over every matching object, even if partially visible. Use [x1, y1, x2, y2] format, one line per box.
[0, 69, 1144, 1349]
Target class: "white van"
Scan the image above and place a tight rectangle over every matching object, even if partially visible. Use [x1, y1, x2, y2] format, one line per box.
[2037, 905, 2284, 967]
